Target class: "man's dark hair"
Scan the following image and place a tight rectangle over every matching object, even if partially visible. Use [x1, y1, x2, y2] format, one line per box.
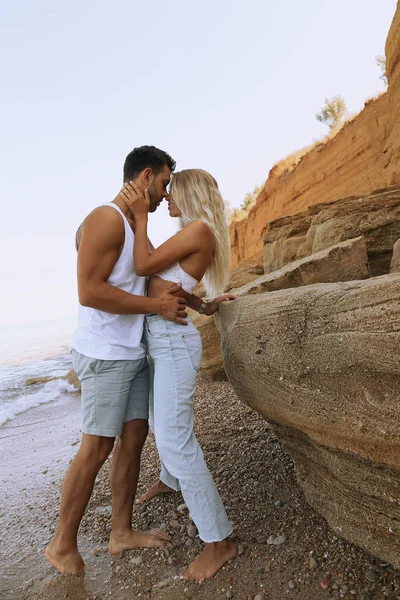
[123, 145, 176, 182]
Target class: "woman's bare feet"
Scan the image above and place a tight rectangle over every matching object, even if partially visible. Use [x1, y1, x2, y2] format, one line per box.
[135, 480, 176, 504]
[184, 539, 237, 583]
[45, 542, 85, 575]
[108, 528, 171, 555]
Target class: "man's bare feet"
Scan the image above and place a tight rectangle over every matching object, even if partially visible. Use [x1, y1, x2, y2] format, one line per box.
[45, 543, 85, 575]
[135, 480, 176, 504]
[109, 528, 171, 555]
[184, 540, 237, 583]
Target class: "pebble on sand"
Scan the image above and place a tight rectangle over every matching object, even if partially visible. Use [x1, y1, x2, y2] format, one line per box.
[273, 534, 286, 545]
[365, 569, 378, 583]
[257, 535, 267, 544]
[320, 575, 331, 590]
[187, 525, 197, 538]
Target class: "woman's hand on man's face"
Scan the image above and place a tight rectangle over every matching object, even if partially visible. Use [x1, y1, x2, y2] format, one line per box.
[119, 181, 150, 218]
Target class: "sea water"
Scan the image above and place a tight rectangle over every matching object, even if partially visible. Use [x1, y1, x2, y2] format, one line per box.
[0, 316, 78, 425]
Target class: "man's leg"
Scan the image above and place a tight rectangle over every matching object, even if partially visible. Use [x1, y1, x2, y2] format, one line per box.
[46, 433, 114, 574]
[109, 418, 170, 553]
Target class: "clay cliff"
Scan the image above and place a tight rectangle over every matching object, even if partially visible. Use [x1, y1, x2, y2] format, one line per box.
[229, 1, 400, 270]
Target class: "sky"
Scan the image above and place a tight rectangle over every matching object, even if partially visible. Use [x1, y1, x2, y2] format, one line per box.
[0, 0, 397, 326]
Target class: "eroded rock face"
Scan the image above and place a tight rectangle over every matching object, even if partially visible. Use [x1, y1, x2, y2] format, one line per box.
[25, 369, 81, 389]
[196, 238, 370, 379]
[191, 264, 265, 379]
[216, 275, 400, 567]
[263, 186, 400, 276]
[390, 238, 400, 272]
[64, 368, 81, 389]
[237, 236, 369, 295]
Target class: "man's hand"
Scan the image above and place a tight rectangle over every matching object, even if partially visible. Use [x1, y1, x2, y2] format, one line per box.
[159, 283, 188, 325]
[205, 294, 237, 316]
[119, 181, 150, 219]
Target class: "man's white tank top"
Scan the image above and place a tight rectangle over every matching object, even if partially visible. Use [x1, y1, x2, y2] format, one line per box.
[71, 203, 147, 361]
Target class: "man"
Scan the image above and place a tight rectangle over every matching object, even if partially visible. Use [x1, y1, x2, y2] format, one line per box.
[46, 146, 188, 575]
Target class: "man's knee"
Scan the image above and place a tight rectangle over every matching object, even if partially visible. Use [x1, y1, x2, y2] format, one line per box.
[79, 434, 114, 466]
[119, 419, 149, 449]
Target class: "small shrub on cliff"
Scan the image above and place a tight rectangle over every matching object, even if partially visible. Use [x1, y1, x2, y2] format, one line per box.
[241, 185, 262, 211]
[229, 207, 246, 223]
[376, 55, 388, 86]
[315, 95, 348, 130]
[225, 200, 235, 224]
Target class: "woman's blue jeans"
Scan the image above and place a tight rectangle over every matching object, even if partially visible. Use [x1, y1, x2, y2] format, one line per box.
[144, 314, 232, 543]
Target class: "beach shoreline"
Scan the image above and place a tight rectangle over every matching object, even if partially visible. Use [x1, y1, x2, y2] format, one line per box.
[0, 389, 84, 599]
[1, 376, 399, 600]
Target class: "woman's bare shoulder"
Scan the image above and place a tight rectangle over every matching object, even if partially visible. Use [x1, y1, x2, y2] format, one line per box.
[185, 220, 213, 237]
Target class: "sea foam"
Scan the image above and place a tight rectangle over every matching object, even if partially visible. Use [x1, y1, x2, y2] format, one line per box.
[0, 378, 77, 426]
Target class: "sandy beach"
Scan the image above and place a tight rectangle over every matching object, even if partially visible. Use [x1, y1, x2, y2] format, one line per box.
[1, 375, 399, 600]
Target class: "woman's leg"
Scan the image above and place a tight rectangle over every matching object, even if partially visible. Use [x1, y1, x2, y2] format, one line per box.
[147, 318, 236, 581]
[136, 354, 179, 504]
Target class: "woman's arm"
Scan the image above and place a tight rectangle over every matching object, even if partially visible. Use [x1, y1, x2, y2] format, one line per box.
[186, 292, 237, 315]
[134, 217, 212, 276]
[119, 182, 213, 276]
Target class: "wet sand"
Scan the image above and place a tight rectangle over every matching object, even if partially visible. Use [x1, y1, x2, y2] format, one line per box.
[0, 390, 101, 599]
[1, 377, 399, 600]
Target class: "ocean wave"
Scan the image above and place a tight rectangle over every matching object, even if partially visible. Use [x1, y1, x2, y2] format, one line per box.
[0, 378, 78, 426]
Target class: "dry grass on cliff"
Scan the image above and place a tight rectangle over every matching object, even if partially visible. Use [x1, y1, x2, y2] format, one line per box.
[228, 205, 255, 224]
[268, 95, 385, 185]
[229, 124, 348, 226]
[271, 119, 353, 180]
[229, 92, 385, 228]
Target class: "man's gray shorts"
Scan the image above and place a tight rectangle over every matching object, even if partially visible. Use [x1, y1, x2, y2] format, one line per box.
[72, 350, 149, 437]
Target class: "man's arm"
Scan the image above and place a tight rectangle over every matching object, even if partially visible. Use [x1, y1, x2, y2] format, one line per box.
[77, 207, 188, 324]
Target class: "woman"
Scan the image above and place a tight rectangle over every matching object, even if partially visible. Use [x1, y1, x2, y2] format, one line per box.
[121, 169, 236, 583]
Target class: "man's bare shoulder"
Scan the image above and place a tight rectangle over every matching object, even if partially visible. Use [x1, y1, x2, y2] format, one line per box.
[84, 204, 124, 225]
[77, 205, 125, 249]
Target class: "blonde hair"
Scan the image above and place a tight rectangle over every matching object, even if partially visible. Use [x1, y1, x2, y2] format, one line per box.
[170, 169, 230, 297]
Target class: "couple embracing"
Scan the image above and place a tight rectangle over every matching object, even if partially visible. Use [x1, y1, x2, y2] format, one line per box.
[45, 146, 237, 584]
